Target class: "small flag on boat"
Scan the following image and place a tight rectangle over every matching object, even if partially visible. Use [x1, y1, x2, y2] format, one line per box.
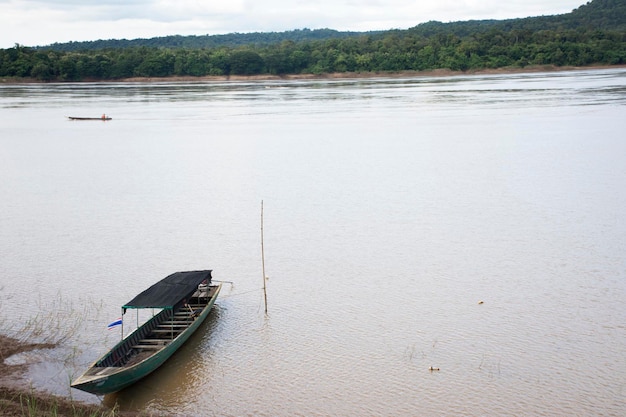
[107, 318, 122, 330]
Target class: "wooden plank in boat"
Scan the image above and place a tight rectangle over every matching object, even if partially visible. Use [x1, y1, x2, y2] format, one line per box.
[132, 345, 163, 350]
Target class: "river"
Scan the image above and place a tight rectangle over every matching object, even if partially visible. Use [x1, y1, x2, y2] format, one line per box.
[1, 68, 625, 416]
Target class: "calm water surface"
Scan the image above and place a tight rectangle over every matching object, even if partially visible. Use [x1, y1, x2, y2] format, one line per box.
[1, 69, 625, 416]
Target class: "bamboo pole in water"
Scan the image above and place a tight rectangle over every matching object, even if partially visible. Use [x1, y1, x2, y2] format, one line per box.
[261, 200, 268, 314]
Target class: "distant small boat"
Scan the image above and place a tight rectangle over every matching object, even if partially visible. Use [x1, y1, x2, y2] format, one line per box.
[68, 116, 112, 121]
[71, 270, 221, 395]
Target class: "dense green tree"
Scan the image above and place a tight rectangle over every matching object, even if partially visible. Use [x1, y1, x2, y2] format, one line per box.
[57, 54, 79, 80]
[228, 50, 264, 75]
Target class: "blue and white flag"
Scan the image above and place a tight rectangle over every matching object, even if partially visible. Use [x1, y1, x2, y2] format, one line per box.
[107, 318, 122, 330]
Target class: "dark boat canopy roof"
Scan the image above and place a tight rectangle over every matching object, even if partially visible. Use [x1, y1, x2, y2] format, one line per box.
[123, 270, 212, 312]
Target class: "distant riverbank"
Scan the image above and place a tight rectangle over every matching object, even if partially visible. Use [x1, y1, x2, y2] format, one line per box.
[2, 64, 624, 84]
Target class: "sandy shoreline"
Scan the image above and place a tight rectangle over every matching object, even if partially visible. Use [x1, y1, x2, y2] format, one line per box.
[115, 65, 626, 83]
[1, 64, 624, 84]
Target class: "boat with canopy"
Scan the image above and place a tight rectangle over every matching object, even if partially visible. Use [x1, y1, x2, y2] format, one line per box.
[71, 270, 221, 395]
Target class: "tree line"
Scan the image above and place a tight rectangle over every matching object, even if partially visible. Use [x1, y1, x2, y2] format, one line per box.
[1, 0, 624, 81]
[42, 29, 373, 52]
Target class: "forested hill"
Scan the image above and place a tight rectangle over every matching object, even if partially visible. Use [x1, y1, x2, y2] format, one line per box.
[409, 0, 626, 38]
[40, 0, 626, 51]
[42, 28, 375, 52]
[1, 0, 624, 81]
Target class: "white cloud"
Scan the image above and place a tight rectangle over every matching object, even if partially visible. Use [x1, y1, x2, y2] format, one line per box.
[0, 0, 585, 48]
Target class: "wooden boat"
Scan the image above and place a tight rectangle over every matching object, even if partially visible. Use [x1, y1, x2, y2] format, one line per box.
[68, 116, 112, 121]
[71, 270, 221, 395]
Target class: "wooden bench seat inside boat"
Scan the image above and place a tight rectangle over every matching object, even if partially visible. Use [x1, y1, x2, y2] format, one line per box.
[132, 344, 163, 350]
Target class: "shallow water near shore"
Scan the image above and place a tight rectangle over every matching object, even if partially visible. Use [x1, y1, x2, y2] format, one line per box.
[1, 68, 625, 416]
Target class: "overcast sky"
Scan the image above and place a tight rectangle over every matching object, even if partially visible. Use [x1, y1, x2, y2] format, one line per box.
[1, 0, 586, 48]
